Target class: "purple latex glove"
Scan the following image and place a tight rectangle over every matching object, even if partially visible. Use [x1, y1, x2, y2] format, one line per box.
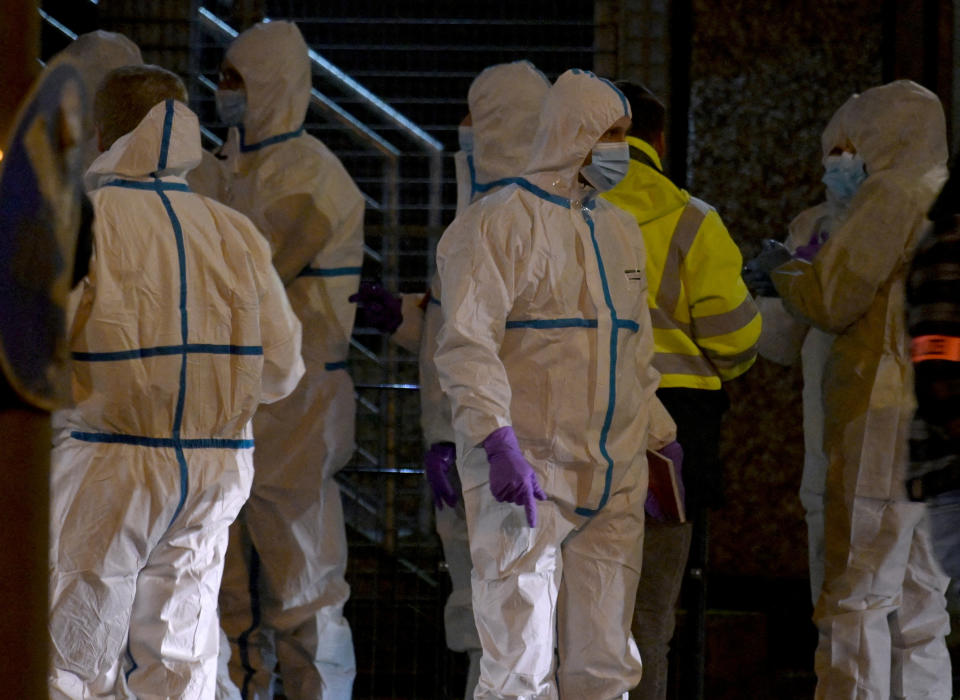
[645, 440, 686, 521]
[425, 442, 458, 510]
[794, 229, 829, 262]
[349, 281, 403, 334]
[482, 426, 547, 528]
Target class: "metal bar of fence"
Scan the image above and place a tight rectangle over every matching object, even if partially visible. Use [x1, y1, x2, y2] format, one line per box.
[37, 8, 78, 40]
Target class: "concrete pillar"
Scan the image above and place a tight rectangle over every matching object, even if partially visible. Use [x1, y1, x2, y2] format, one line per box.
[0, 0, 40, 142]
[0, 7, 51, 699]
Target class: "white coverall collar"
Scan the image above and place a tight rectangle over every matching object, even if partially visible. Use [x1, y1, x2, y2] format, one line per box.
[48, 30, 143, 170]
[85, 100, 202, 191]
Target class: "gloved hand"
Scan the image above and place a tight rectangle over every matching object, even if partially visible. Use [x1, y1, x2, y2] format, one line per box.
[742, 239, 792, 297]
[349, 281, 403, 334]
[425, 442, 458, 510]
[794, 229, 829, 262]
[659, 440, 684, 473]
[482, 426, 547, 528]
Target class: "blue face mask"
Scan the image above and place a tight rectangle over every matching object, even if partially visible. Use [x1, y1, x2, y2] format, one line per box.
[580, 141, 630, 192]
[458, 125, 474, 154]
[822, 152, 867, 201]
[215, 89, 247, 127]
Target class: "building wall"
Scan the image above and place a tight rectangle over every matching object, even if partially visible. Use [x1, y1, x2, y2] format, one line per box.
[595, 0, 671, 108]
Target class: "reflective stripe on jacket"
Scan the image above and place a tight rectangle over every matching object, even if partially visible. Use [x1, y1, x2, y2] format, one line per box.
[603, 136, 760, 389]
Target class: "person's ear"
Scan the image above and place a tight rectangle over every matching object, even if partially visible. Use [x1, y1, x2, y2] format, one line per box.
[655, 130, 666, 159]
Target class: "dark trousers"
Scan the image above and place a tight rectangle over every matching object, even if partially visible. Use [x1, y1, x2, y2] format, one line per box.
[656, 387, 729, 510]
[654, 386, 729, 700]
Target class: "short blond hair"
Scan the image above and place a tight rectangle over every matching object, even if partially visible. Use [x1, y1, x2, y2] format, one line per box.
[94, 64, 188, 150]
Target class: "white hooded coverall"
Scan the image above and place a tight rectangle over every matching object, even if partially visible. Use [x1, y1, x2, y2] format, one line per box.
[451, 61, 553, 217]
[48, 30, 143, 171]
[421, 60, 552, 699]
[434, 69, 658, 699]
[757, 203, 837, 605]
[213, 21, 365, 700]
[772, 80, 952, 700]
[48, 99, 304, 699]
[756, 100, 856, 604]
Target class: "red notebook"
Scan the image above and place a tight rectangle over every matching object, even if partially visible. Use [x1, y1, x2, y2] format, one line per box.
[646, 449, 686, 523]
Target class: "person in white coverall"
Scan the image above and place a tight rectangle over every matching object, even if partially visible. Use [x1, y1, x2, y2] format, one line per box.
[753, 80, 952, 699]
[753, 98, 857, 605]
[212, 21, 365, 700]
[450, 62, 551, 217]
[434, 68, 659, 699]
[48, 65, 304, 699]
[419, 60, 552, 699]
[48, 30, 143, 171]
[40, 30, 144, 301]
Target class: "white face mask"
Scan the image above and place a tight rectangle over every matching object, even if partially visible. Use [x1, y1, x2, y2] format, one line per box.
[580, 141, 630, 192]
[458, 125, 474, 154]
[215, 89, 247, 126]
[822, 151, 867, 201]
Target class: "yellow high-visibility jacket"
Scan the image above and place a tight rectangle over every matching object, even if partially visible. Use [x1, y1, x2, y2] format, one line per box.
[603, 136, 760, 389]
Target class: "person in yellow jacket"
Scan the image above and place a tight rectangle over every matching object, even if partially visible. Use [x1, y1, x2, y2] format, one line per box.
[602, 80, 760, 700]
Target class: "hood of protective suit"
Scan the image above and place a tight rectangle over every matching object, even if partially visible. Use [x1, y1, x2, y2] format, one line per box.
[524, 69, 631, 198]
[226, 20, 311, 145]
[839, 79, 948, 174]
[469, 61, 550, 184]
[820, 93, 855, 160]
[52, 30, 143, 168]
[55, 30, 143, 104]
[85, 99, 202, 190]
[818, 97, 860, 214]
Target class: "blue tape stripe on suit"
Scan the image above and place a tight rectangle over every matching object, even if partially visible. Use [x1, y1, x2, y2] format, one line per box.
[239, 125, 304, 152]
[70, 431, 255, 449]
[157, 189, 191, 529]
[103, 179, 191, 192]
[514, 178, 570, 208]
[505, 318, 598, 329]
[73, 344, 264, 361]
[156, 99, 174, 172]
[575, 210, 619, 517]
[298, 266, 362, 278]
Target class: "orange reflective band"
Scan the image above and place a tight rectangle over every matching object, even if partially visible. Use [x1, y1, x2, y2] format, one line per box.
[912, 335, 960, 363]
